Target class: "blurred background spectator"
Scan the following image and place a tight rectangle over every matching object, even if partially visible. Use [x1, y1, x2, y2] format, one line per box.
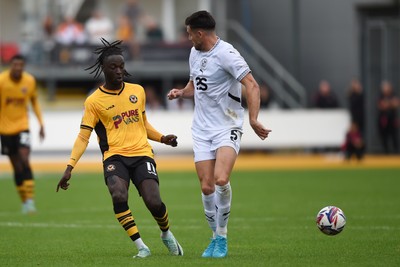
[177, 26, 191, 45]
[312, 80, 339, 108]
[347, 78, 365, 135]
[260, 83, 279, 109]
[342, 121, 365, 161]
[54, 16, 87, 65]
[37, 15, 56, 64]
[121, 0, 146, 43]
[144, 85, 164, 111]
[144, 16, 164, 43]
[84, 10, 114, 45]
[116, 15, 139, 58]
[116, 15, 134, 43]
[42, 15, 55, 40]
[377, 81, 400, 154]
[55, 16, 87, 46]
[259, 83, 271, 108]
[241, 82, 277, 109]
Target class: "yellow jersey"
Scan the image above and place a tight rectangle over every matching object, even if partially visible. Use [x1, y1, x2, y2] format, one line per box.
[82, 82, 156, 160]
[0, 70, 43, 135]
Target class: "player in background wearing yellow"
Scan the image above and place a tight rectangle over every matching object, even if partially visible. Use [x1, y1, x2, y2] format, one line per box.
[56, 39, 183, 259]
[0, 54, 45, 214]
[168, 11, 271, 258]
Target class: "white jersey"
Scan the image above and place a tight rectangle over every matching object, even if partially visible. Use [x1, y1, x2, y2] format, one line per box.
[189, 38, 251, 131]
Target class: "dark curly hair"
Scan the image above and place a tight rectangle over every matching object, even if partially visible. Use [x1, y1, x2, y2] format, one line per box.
[85, 38, 131, 79]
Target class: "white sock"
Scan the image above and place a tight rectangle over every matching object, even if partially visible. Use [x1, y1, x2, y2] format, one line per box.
[134, 238, 147, 249]
[161, 229, 171, 239]
[202, 192, 217, 236]
[215, 182, 232, 237]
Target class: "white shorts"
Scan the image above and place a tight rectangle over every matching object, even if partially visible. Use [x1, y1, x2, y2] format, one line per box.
[192, 127, 242, 162]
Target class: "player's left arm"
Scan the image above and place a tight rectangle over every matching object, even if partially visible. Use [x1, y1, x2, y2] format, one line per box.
[30, 82, 45, 141]
[143, 112, 177, 147]
[241, 73, 271, 140]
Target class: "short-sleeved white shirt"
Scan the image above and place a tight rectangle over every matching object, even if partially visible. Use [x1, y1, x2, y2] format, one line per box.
[189, 38, 251, 132]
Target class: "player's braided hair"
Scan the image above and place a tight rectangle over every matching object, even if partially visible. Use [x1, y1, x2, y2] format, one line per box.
[85, 38, 131, 79]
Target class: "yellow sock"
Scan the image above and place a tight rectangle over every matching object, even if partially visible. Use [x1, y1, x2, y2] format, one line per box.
[115, 209, 140, 241]
[16, 185, 27, 203]
[23, 180, 35, 200]
[154, 209, 170, 232]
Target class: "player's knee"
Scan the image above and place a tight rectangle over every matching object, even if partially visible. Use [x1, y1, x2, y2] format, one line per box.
[201, 184, 215, 195]
[215, 176, 229, 187]
[111, 190, 128, 203]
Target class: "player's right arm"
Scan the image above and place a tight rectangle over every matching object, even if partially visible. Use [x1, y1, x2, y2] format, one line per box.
[167, 80, 195, 100]
[57, 99, 97, 192]
[56, 127, 92, 192]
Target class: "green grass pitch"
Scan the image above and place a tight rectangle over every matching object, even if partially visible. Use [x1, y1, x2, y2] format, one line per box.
[1, 168, 399, 266]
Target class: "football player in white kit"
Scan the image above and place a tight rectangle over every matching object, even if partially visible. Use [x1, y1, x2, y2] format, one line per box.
[167, 10, 271, 258]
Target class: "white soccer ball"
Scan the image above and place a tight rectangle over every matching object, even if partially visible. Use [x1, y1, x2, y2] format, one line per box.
[316, 206, 346, 235]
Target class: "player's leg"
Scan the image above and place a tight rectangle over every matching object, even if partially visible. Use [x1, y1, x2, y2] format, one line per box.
[355, 146, 364, 160]
[390, 127, 399, 153]
[212, 146, 237, 258]
[18, 145, 36, 213]
[193, 130, 218, 236]
[136, 159, 183, 256]
[195, 160, 218, 257]
[380, 129, 390, 154]
[2, 134, 30, 213]
[210, 128, 241, 258]
[8, 153, 27, 210]
[345, 144, 354, 161]
[196, 159, 217, 229]
[214, 146, 236, 233]
[193, 128, 222, 257]
[104, 159, 150, 258]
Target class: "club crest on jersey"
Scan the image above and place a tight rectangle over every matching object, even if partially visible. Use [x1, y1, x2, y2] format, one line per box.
[106, 164, 116, 172]
[129, 95, 138, 103]
[21, 87, 28, 94]
[200, 58, 207, 71]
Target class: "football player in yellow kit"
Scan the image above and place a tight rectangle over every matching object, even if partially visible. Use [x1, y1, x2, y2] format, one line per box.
[56, 39, 183, 259]
[0, 54, 45, 214]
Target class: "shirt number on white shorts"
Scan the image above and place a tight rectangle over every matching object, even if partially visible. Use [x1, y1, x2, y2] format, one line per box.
[230, 130, 241, 142]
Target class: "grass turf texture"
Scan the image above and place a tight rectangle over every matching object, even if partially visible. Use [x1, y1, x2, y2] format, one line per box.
[0, 168, 399, 267]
